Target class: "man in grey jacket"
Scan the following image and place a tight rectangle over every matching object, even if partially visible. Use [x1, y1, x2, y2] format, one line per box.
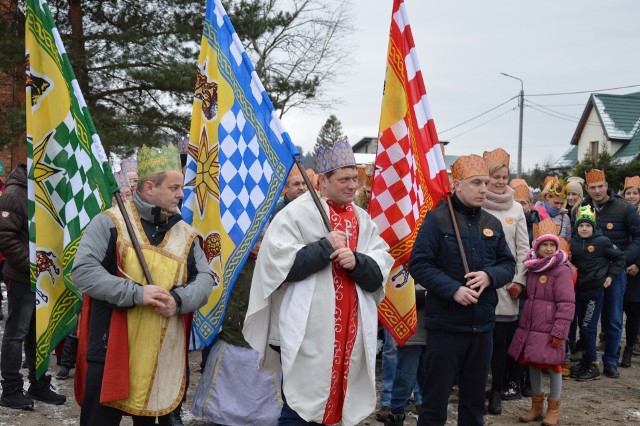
[72, 145, 213, 426]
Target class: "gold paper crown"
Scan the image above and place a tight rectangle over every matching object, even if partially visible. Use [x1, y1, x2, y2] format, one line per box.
[137, 144, 182, 179]
[315, 140, 356, 174]
[513, 184, 531, 202]
[533, 218, 559, 239]
[585, 169, 606, 185]
[575, 205, 597, 228]
[624, 176, 640, 190]
[543, 178, 568, 200]
[482, 148, 510, 168]
[451, 154, 488, 180]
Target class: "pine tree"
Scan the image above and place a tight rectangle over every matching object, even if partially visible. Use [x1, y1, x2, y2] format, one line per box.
[315, 114, 347, 151]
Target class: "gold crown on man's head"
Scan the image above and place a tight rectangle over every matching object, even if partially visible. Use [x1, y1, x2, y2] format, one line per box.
[585, 169, 606, 185]
[624, 176, 640, 190]
[451, 154, 488, 180]
[533, 218, 559, 239]
[482, 148, 510, 168]
[137, 144, 182, 179]
[315, 139, 356, 174]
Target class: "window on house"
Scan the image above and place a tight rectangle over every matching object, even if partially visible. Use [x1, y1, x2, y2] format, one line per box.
[590, 141, 599, 159]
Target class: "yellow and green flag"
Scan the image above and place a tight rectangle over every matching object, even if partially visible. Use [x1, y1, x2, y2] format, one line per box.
[26, 0, 118, 378]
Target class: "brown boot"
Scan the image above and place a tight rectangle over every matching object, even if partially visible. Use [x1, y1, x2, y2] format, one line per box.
[518, 393, 544, 422]
[542, 397, 560, 426]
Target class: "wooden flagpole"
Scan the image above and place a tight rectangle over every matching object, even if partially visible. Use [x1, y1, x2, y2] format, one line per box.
[293, 155, 333, 232]
[446, 193, 470, 276]
[113, 191, 154, 285]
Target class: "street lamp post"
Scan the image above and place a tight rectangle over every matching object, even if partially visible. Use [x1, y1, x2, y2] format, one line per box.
[500, 72, 524, 178]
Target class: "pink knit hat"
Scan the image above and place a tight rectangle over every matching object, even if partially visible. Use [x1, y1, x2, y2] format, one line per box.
[532, 234, 559, 253]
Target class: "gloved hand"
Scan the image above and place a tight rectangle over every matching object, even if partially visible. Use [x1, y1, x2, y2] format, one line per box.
[550, 336, 564, 349]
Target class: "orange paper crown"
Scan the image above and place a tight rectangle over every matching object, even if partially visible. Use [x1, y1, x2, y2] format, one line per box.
[513, 184, 531, 202]
[533, 218, 560, 239]
[509, 178, 527, 189]
[305, 168, 318, 188]
[541, 175, 557, 189]
[558, 237, 570, 254]
[451, 154, 488, 180]
[624, 176, 640, 190]
[585, 169, 606, 185]
[288, 163, 302, 180]
[482, 148, 510, 168]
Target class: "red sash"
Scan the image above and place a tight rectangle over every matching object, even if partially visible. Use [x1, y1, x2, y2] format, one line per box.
[323, 201, 360, 424]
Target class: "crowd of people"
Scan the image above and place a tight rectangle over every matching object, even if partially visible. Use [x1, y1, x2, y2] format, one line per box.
[0, 139, 639, 426]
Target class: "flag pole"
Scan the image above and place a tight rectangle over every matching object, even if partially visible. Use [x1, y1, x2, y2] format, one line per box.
[114, 192, 154, 285]
[293, 155, 333, 232]
[446, 194, 470, 275]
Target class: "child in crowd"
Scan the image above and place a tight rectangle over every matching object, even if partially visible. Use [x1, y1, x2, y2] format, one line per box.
[508, 234, 575, 426]
[569, 206, 625, 379]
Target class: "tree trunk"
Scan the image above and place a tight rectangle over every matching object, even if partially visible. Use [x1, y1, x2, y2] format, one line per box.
[67, 0, 89, 97]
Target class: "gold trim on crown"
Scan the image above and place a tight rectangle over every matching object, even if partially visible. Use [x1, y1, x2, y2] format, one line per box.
[451, 154, 488, 180]
[585, 169, 606, 185]
[544, 178, 568, 200]
[482, 148, 510, 168]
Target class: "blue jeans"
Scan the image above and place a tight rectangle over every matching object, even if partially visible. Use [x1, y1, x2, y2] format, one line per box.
[390, 345, 426, 414]
[379, 328, 397, 408]
[601, 273, 626, 366]
[576, 288, 604, 363]
[0, 280, 37, 391]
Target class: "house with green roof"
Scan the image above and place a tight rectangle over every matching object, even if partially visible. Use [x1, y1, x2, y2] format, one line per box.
[550, 92, 640, 172]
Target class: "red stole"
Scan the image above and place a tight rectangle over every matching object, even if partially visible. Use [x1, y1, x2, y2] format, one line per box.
[323, 201, 360, 424]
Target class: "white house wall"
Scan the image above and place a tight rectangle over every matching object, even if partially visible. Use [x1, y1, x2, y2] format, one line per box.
[577, 108, 611, 161]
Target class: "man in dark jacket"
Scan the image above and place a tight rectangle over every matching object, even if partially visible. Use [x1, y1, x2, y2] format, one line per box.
[0, 164, 66, 409]
[582, 169, 640, 378]
[409, 154, 515, 426]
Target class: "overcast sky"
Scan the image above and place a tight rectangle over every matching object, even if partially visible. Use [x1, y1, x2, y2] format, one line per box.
[279, 0, 640, 172]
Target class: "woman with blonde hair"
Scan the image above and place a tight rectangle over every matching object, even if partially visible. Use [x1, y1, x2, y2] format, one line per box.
[534, 178, 571, 238]
[481, 148, 529, 415]
[621, 176, 640, 367]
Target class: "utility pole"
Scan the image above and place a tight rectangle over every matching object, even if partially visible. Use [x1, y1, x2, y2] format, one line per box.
[500, 73, 524, 178]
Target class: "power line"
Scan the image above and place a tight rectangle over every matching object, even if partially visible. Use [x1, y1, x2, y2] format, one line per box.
[527, 84, 640, 97]
[525, 100, 580, 120]
[448, 108, 516, 140]
[526, 104, 579, 123]
[439, 95, 518, 134]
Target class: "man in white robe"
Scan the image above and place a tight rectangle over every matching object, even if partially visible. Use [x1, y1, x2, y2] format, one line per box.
[244, 141, 393, 425]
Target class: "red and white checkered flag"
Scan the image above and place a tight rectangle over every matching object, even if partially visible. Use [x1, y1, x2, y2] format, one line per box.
[370, 0, 451, 346]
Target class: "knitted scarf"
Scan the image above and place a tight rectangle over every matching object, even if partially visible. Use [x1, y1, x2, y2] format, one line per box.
[483, 185, 514, 211]
[523, 248, 568, 273]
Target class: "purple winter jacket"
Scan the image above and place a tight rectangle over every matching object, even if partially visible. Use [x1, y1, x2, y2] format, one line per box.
[508, 262, 575, 366]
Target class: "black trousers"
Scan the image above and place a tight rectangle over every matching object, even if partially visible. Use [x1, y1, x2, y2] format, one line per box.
[490, 320, 517, 392]
[418, 330, 492, 426]
[0, 280, 37, 391]
[624, 301, 640, 348]
[80, 362, 172, 426]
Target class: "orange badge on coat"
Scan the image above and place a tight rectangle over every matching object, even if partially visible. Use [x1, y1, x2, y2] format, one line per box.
[588, 245, 595, 253]
[539, 275, 547, 284]
[483, 228, 494, 237]
[607, 223, 614, 230]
